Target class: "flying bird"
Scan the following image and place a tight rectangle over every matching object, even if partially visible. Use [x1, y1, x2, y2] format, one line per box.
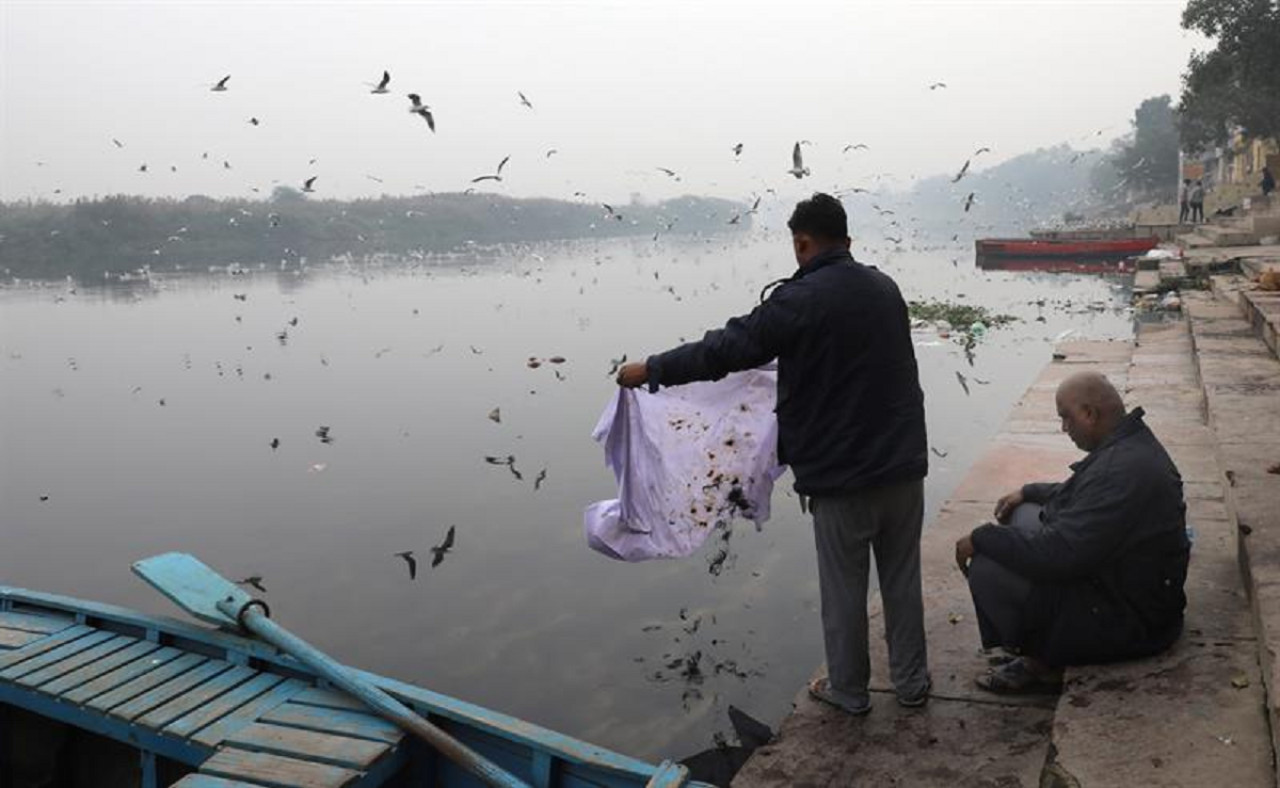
[534, 469, 547, 491]
[211, 75, 231, 92]
[842, 143, 869, 153]
[973, 147, 991, 156]
[471, 155, 510, 183]
[963, 192, 975, 212]
[728, 213, 742, 225]
[602, 204, 623, 221]
[518, 91, 534, 109]
[394, 551, 417, 579]
[430, 525, 456, 568]
[302, 176, 317, 193]
[236, 576, 266, 593]
[787, 142, 810, 179]
[369, 70, 391, 94]
[269, 438, 280, 450]
[928, 81, 947, 90]
[731, 143, 744, 158]
[407, 94, 436, 132]
[656, 167, 679, 180]
[951, 159, 970, 183]
[138, 164, 148, 173]
[955, 370, 970, 396]
[248, 117, 260, 126]
[488, 407, 501, 423]
[545, 149, 558, 158]
[112, 138, 125, 149]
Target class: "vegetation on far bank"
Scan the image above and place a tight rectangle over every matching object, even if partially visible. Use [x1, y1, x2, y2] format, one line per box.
[0, 189, 748, 281]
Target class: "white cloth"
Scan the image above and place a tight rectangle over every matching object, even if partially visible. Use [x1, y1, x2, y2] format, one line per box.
[584, 368, 785, 562]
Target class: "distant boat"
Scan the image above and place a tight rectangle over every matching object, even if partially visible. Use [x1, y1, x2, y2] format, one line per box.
[975, 237, 1160, 259]
[0, 567, 710, 788]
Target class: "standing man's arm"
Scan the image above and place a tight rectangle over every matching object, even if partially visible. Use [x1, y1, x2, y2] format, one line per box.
[617, 286, 806, 390]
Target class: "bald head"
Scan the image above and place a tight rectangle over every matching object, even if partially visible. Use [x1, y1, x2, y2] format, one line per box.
[1055, 371, 1126, 451]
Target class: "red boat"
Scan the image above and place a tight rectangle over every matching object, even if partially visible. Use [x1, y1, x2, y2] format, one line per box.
[975, 237, 1160, 258]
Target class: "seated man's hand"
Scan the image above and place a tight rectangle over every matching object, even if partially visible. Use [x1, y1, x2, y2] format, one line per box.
[955, 534, 975, 576]
[616, 361, 649, 389]
[994, 488, 1024, 523]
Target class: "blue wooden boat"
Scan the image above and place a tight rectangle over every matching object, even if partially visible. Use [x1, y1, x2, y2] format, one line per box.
[0, 558, 713, 788]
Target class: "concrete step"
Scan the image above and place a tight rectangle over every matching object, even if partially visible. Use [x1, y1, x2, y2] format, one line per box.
[1185, 290, 1280, 778]
[1179, 232, 1220, 249]
[1199, 224, 1261, 247]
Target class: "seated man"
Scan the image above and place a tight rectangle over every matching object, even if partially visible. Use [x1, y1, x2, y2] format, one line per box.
[954, 371, 1190, 693]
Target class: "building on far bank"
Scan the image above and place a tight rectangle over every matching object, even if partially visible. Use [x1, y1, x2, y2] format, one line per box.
[1180, 129, 1278, 209]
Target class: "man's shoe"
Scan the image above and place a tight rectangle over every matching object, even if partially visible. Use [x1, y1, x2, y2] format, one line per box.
[808, 677, 872, 716]
[898, 676, 932, 708]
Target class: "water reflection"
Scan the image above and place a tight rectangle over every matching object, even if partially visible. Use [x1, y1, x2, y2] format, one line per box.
[0, 232, 1132, 765]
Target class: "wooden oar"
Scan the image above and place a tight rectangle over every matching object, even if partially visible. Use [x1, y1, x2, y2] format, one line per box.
[133, 552, 531, 788]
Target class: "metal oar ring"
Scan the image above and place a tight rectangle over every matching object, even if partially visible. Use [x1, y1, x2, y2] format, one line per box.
[235, 598, 271, 629]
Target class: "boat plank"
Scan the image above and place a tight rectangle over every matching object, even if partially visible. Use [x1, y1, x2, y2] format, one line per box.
[289, 686, 367, 712]
[0, 629, 116, 681]
[110, 659, 234, 721]
[136, 664, 258, 729]
[64, 646, 186, 705]
[40, 640, 164, 697]
[261, 702, 402, 744]
[194, 678, 309, 748]
[0, 628, 47, 649]
[200, 748, 361, 788]
[0, 625, 96, 671]
[0, 609, 76, 635]
[17, 634, 138, 689]
[169, 777, 266, 788]
[165, 672, 286, 739]
[223, 722, 391, 769]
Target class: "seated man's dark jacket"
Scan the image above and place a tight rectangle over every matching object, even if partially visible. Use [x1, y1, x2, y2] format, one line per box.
[971, 408, 1190, 665]
[646, 248, 927, 496]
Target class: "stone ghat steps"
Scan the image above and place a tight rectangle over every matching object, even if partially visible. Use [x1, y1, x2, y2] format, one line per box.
[732, 329, 1275, 787]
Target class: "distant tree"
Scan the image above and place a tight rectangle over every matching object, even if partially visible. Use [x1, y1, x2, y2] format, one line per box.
[1178, 0, 1280, 151]
[1106, 96, 1180, 201]
[271, 186, 306, 203]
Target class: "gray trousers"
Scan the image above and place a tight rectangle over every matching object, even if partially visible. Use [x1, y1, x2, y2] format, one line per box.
[968, 503, 1040, 651]
[811, 478, 928, 702]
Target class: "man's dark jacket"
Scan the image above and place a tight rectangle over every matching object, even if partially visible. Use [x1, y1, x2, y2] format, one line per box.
[646, 248, 927, 496]
[971, 408, 1190, 665]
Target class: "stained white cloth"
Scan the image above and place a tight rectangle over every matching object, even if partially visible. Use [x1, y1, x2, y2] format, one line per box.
[584, 367, 785, 561]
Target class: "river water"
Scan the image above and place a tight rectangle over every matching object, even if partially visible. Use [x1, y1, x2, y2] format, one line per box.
[0, 231, 1132, 764]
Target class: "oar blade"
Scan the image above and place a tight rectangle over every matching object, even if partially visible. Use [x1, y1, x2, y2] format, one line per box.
[132, 552, 252, 628]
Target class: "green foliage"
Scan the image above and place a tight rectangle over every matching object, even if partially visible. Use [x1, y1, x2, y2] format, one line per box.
[1106, 96, 1180, 201]
[1178, 0, 1280, 151]
[0, 192, 747, 281]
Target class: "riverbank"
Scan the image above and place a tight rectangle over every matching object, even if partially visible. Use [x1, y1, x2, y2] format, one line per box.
[733, 240, 1280, 785]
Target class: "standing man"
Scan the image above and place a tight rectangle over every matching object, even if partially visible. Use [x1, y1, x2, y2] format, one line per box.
[1189, 180, 1206, 223]
[1178, 179, 1191, 224]
[1261, 166, 1275, 198]
[616, 193, 930, 715]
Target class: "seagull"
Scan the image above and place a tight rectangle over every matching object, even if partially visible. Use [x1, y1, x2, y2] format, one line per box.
[138, 164, 148, 173]
[656, 167, 679, 180]
[951, 159, 970, 183]
[749, 195, 762, 212]
[429, 525, 456, 568]
[973, 147, 991, 156]
[236, 576, 266, 593]
[407, 94, 436, 132]
[302, 176, 317, 193]
[394, 551, 417, 579]
[602, 204, 622, 221]
[211, 75, 231, 92]
[369, 70, 391, 94]
[112, 138, 125, 149]
[534, 469, 547, 490]
[931, 446, 949, 458]
[963, 192, 976, 212]
[269, 438, 280, 450]
[842, 143, 869, 153]
[545, 149, 558, 158]
[955, 370, 970, 396]
[488, 407, 501, 424]
[518, 91, 534, 109]
[728, 213, 742, 225]
[787, 142, 810, 179]
[731, 143, 743, 158]
[471, 156, 510, 183]
[928, 81, 947, 90]
[608, 354, 627, 376]
[248, 117, 260, 126]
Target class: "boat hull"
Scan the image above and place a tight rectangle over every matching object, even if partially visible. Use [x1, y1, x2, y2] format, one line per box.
[975, 237, 1160, 258]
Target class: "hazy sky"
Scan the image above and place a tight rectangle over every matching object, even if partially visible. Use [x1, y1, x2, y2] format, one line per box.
[1, 1, 1206, 204]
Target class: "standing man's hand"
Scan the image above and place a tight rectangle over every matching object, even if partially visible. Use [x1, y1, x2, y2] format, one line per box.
[993, 488, 1025, 523]
[955, 534, 975, 576]
[616, 361, 649, 389]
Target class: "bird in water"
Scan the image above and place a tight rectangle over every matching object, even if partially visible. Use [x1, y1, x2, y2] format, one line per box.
[518, 91, 534, 109]
[211, 75, 231, 92]
[394, 551, 417, 579]
[302, 176, 317, 193]
[237, 576, 266, 593]
[787, 142, 810, 179]
[407, 94, 436, 132]
[369, 70, 391, 94]
[471, 156, 511, 184]
[430, 526, 456, 568]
